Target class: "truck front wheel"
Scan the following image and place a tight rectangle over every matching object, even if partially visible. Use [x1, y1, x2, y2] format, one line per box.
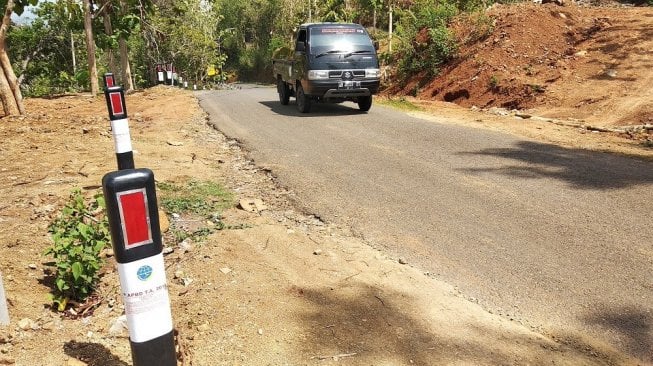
[358, 95, 372, 112]
[296, 84, 311, 113]
[277, 78, 290, 105]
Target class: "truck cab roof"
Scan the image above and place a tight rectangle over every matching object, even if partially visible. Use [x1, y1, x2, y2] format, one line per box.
[299, 23, 365, 29]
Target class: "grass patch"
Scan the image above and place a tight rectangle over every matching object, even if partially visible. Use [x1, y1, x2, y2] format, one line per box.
[529, 84, 545, 93]
[379, 97, 422, 112]
[159, 180, 234, 217]
[158, 180, 247, 245]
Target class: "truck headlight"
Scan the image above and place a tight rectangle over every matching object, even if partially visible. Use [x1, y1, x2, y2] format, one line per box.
[365, 68, 381, 78]
[308, 70, 329, 80]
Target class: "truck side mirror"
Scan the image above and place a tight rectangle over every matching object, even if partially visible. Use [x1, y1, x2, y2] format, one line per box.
[374, 41, 379, 51]
[295, 42, 306, 53]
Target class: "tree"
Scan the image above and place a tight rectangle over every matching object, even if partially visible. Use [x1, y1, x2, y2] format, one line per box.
[148, 0, 226, 83]
[111, 0, 138, 91]
[100, 0, 117, 76]
[0, 0, 36, 116]
[82, 0, 98, 96]
[9, 1, 90, 97]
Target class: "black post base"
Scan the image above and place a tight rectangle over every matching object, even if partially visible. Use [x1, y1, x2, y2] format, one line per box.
[116, 151, 135, 170]
[130, 330, 176, 366]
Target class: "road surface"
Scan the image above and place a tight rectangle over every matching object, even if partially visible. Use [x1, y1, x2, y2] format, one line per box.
[198, 85, 653, 362]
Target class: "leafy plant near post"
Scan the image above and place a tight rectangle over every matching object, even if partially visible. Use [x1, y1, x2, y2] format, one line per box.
[45, 189, 110, 311]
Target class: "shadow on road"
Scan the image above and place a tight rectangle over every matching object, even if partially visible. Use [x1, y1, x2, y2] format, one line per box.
[294, 282, 628, 364]
[259, 100, 366, 118]
[459, 141, 653, 190]
[584, 305, 653, 363]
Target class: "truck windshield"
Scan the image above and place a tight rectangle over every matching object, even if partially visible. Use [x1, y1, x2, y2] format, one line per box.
[310, 27, 374, 55]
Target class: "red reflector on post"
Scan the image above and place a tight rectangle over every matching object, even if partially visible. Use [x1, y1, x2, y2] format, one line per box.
[110, 92, 124, 116]
[118, 189, 153, 249]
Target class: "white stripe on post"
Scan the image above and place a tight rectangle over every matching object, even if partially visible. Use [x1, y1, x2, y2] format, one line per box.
[117, 253, 173, 343]
[110, 118, 133, 154]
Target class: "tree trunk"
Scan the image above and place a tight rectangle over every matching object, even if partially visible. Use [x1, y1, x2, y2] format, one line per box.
[70, 31, 77, 74]
[0, 0, 24, 115]
[0, 62, 17, 116]
[82, 0, 99, 96]
[69, 1, 77, 75]
[119, 38, 134, 91]
[118, 0, 133, 91]
[18, 48, 38, 85]
[388, 2, 393, 53]
[102, 8, 116, 76]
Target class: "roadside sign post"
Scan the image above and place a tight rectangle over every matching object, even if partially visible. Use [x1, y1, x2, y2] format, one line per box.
[101, 73, 176, 365]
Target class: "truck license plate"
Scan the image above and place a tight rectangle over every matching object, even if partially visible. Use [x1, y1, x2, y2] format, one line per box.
[338, 81, 360, 89]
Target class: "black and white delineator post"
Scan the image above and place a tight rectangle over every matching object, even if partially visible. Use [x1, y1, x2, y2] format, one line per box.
[103, 73, 116, 89]
[167, 64, 174, 86]
[103, 169, 176, 366]
[101, 79, 176, 365]
[103, 86, 135, 170]
[156, 64, 165, 84]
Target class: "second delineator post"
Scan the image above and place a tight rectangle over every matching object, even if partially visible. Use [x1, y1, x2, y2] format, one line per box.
[104, 86, 135, 170]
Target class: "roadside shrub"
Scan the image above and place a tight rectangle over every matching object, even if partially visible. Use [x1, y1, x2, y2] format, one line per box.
[463, 11, 496, 44]
[45, 189, 109, 311]
[489, 74, 499, 89]
[398, 24, 458, 78]
[235, 47, 272, 82]
[428, 26, 458, 63]
[395, 1, 459, 80]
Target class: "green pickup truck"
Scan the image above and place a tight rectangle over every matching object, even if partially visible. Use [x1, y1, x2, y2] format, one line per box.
[272, 23, 381, 113]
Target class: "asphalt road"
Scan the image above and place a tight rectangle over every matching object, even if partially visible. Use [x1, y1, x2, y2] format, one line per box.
[197, 85, 653, 362]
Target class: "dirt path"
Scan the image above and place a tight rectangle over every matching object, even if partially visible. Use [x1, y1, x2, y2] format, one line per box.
[0, 86, 646, 365]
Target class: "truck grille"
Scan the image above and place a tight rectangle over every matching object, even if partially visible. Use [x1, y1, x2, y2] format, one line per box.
[328, 70, 365, 80]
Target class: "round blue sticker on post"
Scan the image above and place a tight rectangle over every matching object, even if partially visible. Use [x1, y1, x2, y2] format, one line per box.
[137, 265, 153, 281]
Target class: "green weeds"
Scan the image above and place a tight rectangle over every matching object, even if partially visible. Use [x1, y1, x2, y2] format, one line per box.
[45, 189, 109, 311]
[488, 75, 500, 89]
[379, 97, 421, 111]
[158, 180, 243, 243]
[159, 180, 233, 217]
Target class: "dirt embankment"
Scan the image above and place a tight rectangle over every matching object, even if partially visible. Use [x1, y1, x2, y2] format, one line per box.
[389, 2, 653, 129]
